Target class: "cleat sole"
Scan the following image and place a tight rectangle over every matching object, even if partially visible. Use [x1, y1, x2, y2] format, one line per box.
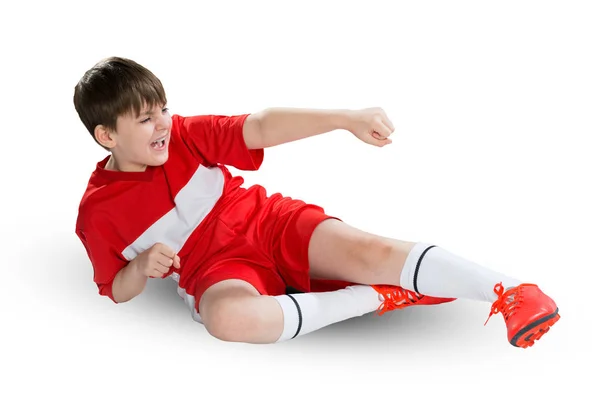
[510, 308, 560, 348]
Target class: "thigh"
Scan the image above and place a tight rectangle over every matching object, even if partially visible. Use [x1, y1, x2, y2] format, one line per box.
[307, 218, 413, 285]
[268, 203, 353, 293]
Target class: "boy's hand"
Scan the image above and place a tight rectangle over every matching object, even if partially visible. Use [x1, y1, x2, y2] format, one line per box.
[134, 243, 181, 278]
[347, 107, 395, 147]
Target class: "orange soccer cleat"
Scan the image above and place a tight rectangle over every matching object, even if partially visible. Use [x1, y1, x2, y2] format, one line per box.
[485, 283, 560, 348]
[372, 285, 456, 315]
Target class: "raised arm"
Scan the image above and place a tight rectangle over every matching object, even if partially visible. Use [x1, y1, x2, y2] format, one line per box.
[243, 107, 395, 149]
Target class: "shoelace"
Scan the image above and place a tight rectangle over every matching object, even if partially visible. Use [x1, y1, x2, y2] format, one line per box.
[485, 282, 522, 325]
[375, 285, 424, 315]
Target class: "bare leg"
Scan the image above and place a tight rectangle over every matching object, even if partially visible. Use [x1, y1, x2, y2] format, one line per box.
[307, 219, 522, 302]
[307, 218, 416, 285]
[198, 279, 284, 344]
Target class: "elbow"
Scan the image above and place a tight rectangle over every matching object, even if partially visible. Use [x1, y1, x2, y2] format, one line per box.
[107, 280, 137, 304]
[107, 289, 128, 304]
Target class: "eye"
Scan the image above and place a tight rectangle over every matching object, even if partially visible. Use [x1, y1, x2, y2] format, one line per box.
[140, 107, 169, 123]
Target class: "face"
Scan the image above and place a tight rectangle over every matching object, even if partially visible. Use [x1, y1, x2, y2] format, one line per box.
[97, 103, 172, 172]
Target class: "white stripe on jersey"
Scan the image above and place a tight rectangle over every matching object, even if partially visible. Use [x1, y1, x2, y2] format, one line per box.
[122, 164, 224, 261]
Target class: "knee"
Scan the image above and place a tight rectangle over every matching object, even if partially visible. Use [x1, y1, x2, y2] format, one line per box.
[200, 297, 251, 342]
[353, 235, 394, 270]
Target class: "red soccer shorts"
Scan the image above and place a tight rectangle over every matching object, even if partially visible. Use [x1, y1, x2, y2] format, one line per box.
[189, 185, 353, 307]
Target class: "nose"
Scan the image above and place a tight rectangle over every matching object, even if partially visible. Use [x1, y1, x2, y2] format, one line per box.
[156, 112, 171, 132]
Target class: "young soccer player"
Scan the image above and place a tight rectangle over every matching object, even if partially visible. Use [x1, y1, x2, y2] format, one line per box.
[73, 56, 559, 348]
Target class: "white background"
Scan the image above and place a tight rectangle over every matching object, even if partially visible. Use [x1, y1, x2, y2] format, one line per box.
[1, 0, 598, 398]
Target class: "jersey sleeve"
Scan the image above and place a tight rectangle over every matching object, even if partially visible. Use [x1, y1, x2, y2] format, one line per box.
[76, 222, 128, 303]
[172, 113, 264, 170]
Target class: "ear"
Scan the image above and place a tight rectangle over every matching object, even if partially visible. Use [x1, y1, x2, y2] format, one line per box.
[94, 125, 117, 149]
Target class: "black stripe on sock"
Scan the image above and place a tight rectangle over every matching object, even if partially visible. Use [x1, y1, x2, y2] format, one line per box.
[285, 286, 304, 295]
[286, 294, 303, 339]
[413, 245, 437, 294]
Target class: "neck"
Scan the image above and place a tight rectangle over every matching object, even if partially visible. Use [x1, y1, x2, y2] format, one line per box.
[105, 155, 118, 171]
[105, 155, 147, 172]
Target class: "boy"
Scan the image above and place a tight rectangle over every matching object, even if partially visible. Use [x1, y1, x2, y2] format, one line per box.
[73, 56, 559, 347]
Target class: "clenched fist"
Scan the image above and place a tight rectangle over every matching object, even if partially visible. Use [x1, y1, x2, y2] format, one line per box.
[346, 107, 395, 147]
[134, 243, 181, 278]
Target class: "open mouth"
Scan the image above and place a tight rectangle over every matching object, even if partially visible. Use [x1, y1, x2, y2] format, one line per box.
[151, 136, 167, 150]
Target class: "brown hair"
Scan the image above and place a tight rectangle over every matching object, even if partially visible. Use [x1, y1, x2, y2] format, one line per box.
[73, 56, 168, 149]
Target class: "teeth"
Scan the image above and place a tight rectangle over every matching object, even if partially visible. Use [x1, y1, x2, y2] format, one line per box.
[152, 137, 166, 147]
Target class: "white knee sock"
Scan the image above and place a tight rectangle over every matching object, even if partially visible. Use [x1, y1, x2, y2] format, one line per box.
[399, 242, 521, 303]
[273, 285, 382, 342]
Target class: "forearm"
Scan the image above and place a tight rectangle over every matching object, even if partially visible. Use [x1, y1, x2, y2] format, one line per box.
[111, 259, 148, 303]
[256, 108, 352, 148]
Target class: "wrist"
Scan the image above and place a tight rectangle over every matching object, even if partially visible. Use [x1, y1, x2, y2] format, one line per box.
[129, 257, 146, 279]
[333, 109, 354, 131]
[113, 258, 148, 303]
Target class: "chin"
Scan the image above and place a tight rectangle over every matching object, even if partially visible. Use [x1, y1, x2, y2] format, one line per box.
[150, 158, 168, 166]
[147, 153, 169, 166]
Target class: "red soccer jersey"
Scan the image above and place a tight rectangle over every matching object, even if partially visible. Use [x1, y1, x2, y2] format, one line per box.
[75, 113, 263, 303]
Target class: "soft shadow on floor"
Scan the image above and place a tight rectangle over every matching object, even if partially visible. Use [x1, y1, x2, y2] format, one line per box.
[27, 233, 500, 352]
[22, 233, 191, 318]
